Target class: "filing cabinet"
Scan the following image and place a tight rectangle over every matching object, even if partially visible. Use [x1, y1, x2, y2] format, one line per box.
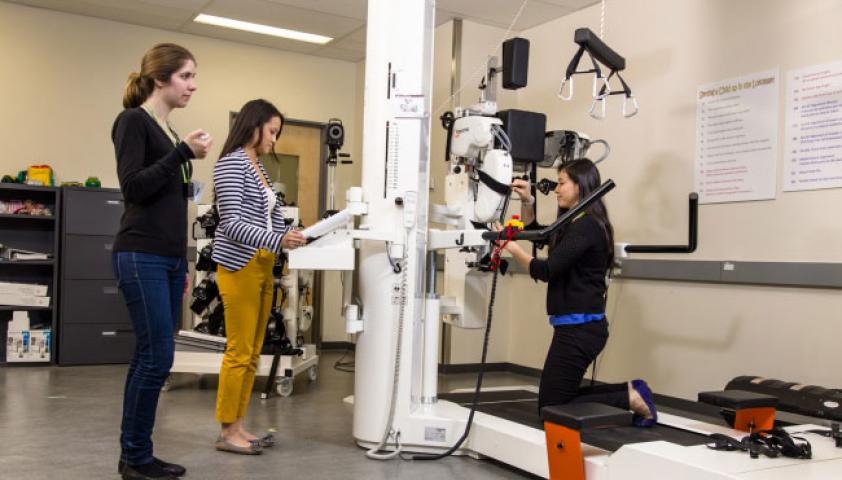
[58, 187, 133, 365]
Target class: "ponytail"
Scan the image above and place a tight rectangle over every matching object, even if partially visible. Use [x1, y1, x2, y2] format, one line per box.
[122, 72, 153, 108]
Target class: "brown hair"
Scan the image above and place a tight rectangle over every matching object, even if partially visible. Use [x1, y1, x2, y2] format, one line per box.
[122, 43, 196, 108]
[220, 99, 284, 158]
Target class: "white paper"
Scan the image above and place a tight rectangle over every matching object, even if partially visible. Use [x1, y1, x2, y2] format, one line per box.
[300, 209, 353, 239]
[695, 69, 779, 203]
[783, 61, 842, 191]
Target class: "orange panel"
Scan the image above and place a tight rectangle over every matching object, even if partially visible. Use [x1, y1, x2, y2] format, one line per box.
[734, 407, 776, 432]
[544, 421, 585, 480]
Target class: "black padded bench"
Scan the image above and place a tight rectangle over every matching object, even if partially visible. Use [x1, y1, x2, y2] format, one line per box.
[698, 390, 778, 432]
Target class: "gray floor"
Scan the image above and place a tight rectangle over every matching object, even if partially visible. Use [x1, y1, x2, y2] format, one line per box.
[0, 351, 539, 479]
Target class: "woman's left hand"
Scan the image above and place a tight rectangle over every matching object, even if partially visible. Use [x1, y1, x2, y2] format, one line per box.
[282, 229, 307, 250]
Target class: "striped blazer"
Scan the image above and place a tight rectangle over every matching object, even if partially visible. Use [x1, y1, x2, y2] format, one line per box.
[212, 147, 289, 271]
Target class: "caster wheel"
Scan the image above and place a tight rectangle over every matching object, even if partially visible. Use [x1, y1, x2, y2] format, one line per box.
[308, 365, 318, 383]
[277, 378, 293, 397]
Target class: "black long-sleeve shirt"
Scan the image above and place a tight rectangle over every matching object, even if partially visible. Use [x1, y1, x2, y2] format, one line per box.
[527, 215, 610, 316]
[111, 108, 194, 257]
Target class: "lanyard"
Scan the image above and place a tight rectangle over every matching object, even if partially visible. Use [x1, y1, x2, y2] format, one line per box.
[142, 105, 191, 183]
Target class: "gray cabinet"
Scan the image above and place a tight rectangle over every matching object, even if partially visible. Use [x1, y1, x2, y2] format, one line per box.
[58, 187, 133, 365]
[0, 184, 60, 365]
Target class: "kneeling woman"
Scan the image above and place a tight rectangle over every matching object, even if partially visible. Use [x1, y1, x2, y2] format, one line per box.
[501, 159, 656, 426]
[212, 99, 307, 454]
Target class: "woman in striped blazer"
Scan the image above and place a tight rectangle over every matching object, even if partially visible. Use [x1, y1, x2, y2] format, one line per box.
[211, 99, 306, 455]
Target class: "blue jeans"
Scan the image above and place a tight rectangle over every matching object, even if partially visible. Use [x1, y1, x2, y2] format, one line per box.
[113, 252, 186, 467]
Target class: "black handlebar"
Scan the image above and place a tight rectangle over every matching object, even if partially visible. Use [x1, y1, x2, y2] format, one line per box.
[624, 193, 698, 254]
[483, 179, 616, 242]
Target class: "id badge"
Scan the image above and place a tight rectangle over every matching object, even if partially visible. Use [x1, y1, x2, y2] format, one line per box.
[183, 181, 194, 199]
[184, 180, 205, 203]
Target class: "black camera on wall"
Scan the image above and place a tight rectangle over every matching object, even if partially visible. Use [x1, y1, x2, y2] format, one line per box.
[193, 205, 220, 239]
[190, 277, 219, 315]
[326, 118, 344, 150]
[196, 243, 217, 272]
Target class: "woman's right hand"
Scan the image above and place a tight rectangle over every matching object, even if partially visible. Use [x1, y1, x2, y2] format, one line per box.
[511, 178, 533, 203]
[185, 129, 213, 159]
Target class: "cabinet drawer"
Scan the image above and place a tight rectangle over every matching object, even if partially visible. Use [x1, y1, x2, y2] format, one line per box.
[61, 279, 130, 325]
[63, 234, 115, 279]
[59, 322, 134, 365]
[63, 189, 123, 235]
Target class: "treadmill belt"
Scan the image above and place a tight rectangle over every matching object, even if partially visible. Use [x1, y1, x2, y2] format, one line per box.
[440, 389, 711, 452]
[582, 423, 710, 451]
[654, 393, 732, 427]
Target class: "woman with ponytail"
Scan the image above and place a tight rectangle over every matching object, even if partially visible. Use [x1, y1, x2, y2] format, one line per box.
[500, 159, 658, 427]
[111, 43, 213, 480]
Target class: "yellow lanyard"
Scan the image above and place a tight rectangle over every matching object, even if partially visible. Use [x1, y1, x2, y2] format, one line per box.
[142, 105, 190, 183]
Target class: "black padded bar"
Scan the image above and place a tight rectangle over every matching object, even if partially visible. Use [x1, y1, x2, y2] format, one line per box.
[482, 179, 616, 242]
[574, 28, 626, 71]
[625, 193, 698, 254]
[727, 376, 842, 421]
[542, 402, 632, 430]
[698, 390, 779, 410]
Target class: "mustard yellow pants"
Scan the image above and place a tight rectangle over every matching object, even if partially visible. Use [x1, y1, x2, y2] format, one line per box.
[215, 249, 275, 424]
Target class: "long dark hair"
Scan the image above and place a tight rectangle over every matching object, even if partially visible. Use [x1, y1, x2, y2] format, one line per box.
[552, 158, 614, 268]
[123, 43, 195, 108]
[220, 99, 285, 158]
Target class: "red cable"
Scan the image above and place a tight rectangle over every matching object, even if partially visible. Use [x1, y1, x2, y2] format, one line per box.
[490, 226, 516, 271]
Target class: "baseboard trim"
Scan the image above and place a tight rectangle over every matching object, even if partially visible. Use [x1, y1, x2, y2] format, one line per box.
[438, 362, 542, 378]
[318, 346, 541, 377]
[439, 362, 509, 374]
[321, 341, 355, 351]
[506, 363, 543, 378]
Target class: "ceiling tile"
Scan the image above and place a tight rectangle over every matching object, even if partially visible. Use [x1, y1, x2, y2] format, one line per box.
[535, 0, 600, 9]
[7, 0, 197, 29]
[7, 0, 598, 61]
[309, 44, 366, 62]
[260, 0, 368, 21]
[180, 21, 323, 54]
[343, 26, 367, 43]
[202, 0, 364, 39]
[436, 0, 573, 31]
[435, 9, 457, 27]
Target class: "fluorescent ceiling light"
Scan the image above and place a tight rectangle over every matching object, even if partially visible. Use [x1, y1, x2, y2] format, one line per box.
[194, 14, 332, 45]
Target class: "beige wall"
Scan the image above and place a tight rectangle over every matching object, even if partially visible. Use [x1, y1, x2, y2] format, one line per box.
[509, 0, 842, 398]
[0, 2, 358, 191]
[0, 2, 360, 343]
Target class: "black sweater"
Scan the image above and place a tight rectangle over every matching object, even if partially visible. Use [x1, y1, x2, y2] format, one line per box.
[528, 215, 610, 316]
[111, 108, 194, 257]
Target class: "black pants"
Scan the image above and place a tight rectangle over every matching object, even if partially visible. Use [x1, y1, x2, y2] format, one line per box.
[538, 319, 630, 412]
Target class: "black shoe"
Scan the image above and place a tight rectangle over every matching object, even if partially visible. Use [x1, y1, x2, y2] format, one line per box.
[152, 458, 186, 477]
[119, 458, 184, 478]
